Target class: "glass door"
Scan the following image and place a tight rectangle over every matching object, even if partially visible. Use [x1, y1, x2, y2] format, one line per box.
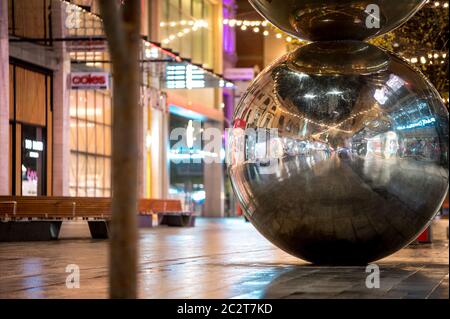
[21, 125, 46, 196]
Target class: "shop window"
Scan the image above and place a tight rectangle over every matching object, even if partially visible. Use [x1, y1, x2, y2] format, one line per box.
[160, 0, 215, 68]
[78, 154, 86, 187]
[104, 126, 111, 156]
[9, 0, 52, 45]
[87, 122, 96, 154]
[77, 120, 87, 152]
[104, 96, 111, 125]
[21, 125, 46, 196]
[95, 157, 105, 192]
[70, 118, 78, 150]
[9, 62, 51, 196]
[69, 153, 78, 192]
[95, 125, 104, 155]
[69, 90, 112, 197]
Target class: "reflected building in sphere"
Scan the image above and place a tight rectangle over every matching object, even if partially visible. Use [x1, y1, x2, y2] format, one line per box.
[227, 7, 449, 264]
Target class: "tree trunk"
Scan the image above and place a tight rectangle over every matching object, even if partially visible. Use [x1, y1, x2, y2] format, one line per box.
[98, 0, 141, 299]
[0, 0, 10, 195]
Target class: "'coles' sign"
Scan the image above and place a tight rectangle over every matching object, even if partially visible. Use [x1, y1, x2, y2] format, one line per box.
[70, 72, 110, 90]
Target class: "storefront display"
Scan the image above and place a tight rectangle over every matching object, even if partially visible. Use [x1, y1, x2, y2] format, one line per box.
[169, 114, 205, 213]
[69, 89, 112, 197]
[8, 62, 52, 196]
[21, 126, 46, 196]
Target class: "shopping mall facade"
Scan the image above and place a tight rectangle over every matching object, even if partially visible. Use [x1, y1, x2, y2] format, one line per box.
[0, 0, 238, 216]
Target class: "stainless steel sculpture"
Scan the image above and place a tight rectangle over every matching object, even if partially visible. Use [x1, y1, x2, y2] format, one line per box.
[227, 1, 449, 265]
[248, 0, 426, 41]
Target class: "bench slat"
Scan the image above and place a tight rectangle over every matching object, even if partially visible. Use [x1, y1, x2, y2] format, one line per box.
[0, 196, 192, 220]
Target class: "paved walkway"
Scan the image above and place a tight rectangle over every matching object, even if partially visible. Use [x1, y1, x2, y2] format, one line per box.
[0, 218, 448, 299]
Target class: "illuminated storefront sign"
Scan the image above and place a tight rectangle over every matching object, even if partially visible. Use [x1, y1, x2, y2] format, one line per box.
[70, 72, 110, 90]
[396, 117, 436, 131]
[164, 63, 233, 89]
[24, 139, 44, 152]
[392, 101, 428, 120]
[224, 68, 255, 81]
[165, 64, 205, 89]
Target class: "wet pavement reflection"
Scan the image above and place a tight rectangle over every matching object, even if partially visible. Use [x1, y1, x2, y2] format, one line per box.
[0, 218, 447, 299]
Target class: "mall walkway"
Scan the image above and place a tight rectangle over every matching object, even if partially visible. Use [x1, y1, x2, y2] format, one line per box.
[0, 218, 448, 299]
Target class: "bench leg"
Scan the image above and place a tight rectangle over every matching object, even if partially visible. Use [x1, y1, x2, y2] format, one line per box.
[0, 221, 62, 241]
[138, 215, 153, 228]
[162, 215, 181, 227]
[157, 213, 165, 225]
[88, 221, 110, 239]
[164, 215, 196, 227]
[185, 215, 196, 227]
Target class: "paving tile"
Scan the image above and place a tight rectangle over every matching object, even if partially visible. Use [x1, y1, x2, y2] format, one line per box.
[0, 218, 448, 299]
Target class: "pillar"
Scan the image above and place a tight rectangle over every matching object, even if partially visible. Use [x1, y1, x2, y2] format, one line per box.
[150, 107, 169, 199]
[51, 0, 71, 195]
[203, 120, 225, 217]
[0, 0, 10, 195]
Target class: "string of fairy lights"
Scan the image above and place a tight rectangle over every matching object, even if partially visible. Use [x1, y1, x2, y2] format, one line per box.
[61, 0, 208, 48]
[63, 0, 447, 49]
[160, 20, 209, 45]
[222, 19, 301, 43]
[61, 0, 173, 59]
[404, 52, 448, 65]
[61, 0, 447, 97]
[59, 0, 234, 86]
[221, 0, 449, 43]
[62, 2, 449, 63]
[425, 0, 449, 7]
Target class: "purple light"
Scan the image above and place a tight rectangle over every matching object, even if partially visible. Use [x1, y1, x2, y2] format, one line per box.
[223, 0, 236, 55]
[222, 0, 237, 128]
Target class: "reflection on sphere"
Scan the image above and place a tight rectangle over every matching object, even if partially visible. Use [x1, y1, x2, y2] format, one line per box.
[249, 0, 426, 41]
[227, 42, 449, 265]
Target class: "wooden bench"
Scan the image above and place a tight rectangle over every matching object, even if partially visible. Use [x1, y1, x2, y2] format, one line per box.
[0, 201, 17, 218]
[0, 197, 77, 241]
[139, 198, 195, 227]
[70, 197, 112, 239]
[0, 196, 111, 241]
[0, 196, 195, 241]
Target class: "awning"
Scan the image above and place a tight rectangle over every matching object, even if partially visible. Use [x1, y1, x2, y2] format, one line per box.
[167, 93, 224, 122]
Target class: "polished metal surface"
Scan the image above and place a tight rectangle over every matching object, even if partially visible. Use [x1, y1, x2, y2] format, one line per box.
[227, 41, 449, 265]
[249, 0, 426, 41]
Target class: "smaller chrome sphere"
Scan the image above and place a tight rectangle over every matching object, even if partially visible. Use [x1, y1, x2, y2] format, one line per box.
[249, 0, 426, 41]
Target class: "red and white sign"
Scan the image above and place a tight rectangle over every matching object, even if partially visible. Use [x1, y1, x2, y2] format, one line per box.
[233, 118, 247, 129]
[70, 72, 109, 90]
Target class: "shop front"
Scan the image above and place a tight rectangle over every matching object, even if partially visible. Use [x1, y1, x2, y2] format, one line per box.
[8, 60, 52, 196]
[68, 75, 112, 197]
[165, 91, 226, 216]
[168, 114, 205, 214]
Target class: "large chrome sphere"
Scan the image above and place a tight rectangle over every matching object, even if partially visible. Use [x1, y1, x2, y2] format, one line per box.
[249, 0, 426, 41]
[228, 41, 449, 265]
